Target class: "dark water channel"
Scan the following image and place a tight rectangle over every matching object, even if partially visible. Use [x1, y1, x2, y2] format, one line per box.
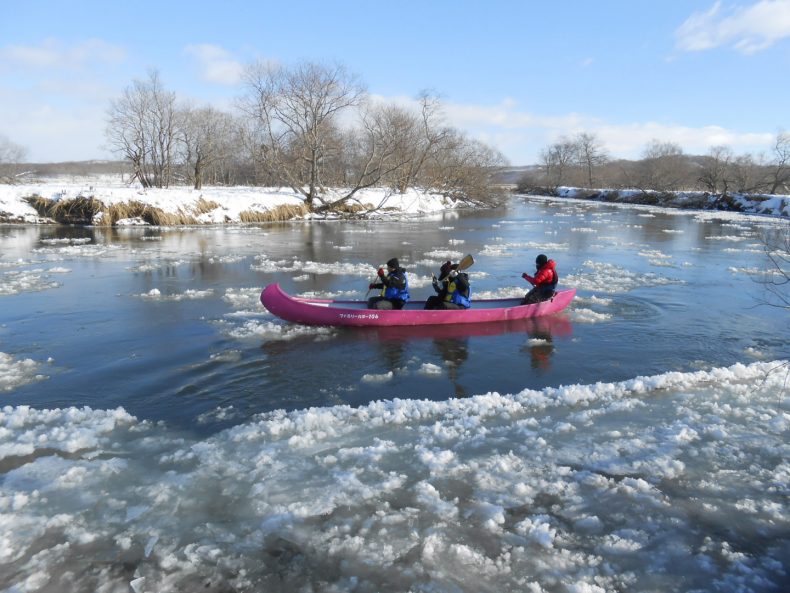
[1, 196, 788, 434]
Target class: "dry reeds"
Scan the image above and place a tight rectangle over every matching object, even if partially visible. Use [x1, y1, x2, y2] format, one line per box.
[106, 201, 203, 226]
[239, 203, 310, 223]
[192, 198, 221, 215]
[23, 195, 311, 225]
[23, 195, 54, 217]
[332, 202, 370, 214]
[23, 195, 103, 224]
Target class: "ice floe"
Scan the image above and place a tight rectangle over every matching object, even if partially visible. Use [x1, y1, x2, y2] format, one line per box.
[0, 360, 787, 591]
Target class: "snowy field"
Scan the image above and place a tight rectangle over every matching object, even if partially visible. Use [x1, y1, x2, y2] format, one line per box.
[0, 175, 460, 224]
[1, 360, 788, 592]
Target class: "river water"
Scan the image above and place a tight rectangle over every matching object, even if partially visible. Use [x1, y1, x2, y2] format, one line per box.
[1, 195, 788, 592]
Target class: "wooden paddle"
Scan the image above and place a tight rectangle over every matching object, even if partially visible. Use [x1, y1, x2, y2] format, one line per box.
[457, 254, 475, 272]
[437, 254, 475, 281]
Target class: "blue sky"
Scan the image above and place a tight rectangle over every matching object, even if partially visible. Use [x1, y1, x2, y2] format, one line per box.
[1, 0, 789, 164]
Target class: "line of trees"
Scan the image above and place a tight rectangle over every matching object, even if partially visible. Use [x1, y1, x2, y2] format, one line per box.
[0, 134, 28, 183]
[519, 131, 790, 196]
[104, 64, 507, 211]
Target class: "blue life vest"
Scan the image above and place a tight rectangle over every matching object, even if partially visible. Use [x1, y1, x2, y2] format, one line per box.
[383, 270, 410, 302]
[444, 276, 471, 308]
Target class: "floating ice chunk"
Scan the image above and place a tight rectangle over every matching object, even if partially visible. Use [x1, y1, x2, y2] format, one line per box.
[418, 363, 443, 376]
[225, 320, 333, 341]
[0, 269, 61, 295]
[144, 534, 158, 557]
[361, 371, 394, 383]
[139, 288, 214, 300]
[0, 352, 48, 392]
[515, 515, 556, 548]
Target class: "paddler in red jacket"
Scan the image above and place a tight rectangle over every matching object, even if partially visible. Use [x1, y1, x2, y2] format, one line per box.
[521, 254, 558, 304]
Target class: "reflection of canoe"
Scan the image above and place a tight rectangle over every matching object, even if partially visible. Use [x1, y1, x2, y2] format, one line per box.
[356, 314, 573, 341]
[260, 283, 576, 327]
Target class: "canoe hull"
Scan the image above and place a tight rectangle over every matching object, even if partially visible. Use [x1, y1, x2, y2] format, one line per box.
[260, 283, 575, 327]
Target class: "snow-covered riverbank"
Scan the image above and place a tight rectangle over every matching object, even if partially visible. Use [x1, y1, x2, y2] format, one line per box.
[0, 176, 463, 224]
[547, 186, 790, 218]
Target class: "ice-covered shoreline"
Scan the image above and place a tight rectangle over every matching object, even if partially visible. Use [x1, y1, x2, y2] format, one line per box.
[527, 186, 790, 218]
[2, 359, 788, 592]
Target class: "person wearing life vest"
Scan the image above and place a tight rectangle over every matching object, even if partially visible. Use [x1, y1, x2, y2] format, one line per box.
[521, 254, 558, 305]
[367, 257, 410, 310]
[425, 260, 471, 310]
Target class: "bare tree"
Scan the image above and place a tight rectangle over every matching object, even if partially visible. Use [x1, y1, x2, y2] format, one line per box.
[699, 145, 734, 194]
[540, 137, 577, 191]
[428, 133, 508, 204]
[730, 153, 768, 194]
[315, 101, 414, 211]
[0, 135, 28, 183]
[573, 132, 608, 187]
[241, 60, 366, 209]
[755, 220, 790, 313]
[768, 131, 790, 194]
[631, 140, 688, 192]
[106, 70, 178, 188]
[179, 106, 236, 189]
[393, 92, 451, 193]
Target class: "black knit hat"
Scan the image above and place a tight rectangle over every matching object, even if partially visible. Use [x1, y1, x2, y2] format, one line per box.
[386, 257, 399, 269]
[535, 254, 548, 266]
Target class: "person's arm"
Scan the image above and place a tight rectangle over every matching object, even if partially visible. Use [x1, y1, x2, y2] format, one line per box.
[522, 272, 536, 285]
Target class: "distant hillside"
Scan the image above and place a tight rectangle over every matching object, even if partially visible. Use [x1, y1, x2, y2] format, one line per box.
[18, 160, 127, 178]
[490, 166, 540, 185]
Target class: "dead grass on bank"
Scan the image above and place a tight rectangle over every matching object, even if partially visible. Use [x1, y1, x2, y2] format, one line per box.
[22, 196, 197, 226]
[23, 195, 53, 216]
[332, 202, 371, 214]
[192, 198, 221, 216]
[23, 196, 311, 225]
[239, 203, 311, 222]
[106, 201, 193, 226]
[24, 195, 103, 224]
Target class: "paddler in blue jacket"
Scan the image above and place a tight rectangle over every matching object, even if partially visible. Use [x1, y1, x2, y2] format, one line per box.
[367, 258, 410, 310]
[424, 260, 471, 310]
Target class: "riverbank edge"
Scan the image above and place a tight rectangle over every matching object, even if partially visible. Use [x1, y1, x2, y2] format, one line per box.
[0, 185, 475, 226]
[517, 187, 790, 218]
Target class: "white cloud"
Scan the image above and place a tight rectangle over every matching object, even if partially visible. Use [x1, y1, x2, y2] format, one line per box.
[391, 96, 776, 163]
[676, 0, 790, 54]
[184, 44, 244, 85]
[0, 38, 126, 70]
[592, 122, 773, 158]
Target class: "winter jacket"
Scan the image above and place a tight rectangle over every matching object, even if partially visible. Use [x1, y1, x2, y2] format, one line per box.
[371, 267, 410, 302]
[523, 259, 558, 289]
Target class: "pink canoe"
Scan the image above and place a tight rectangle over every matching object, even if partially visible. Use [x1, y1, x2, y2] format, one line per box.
[260, 283, 576, 327]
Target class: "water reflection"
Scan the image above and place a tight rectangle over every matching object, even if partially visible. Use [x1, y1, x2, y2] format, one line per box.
[520, 314, 573, 371]
[433, 337, 469, 397]
[358, 315, 573, 396]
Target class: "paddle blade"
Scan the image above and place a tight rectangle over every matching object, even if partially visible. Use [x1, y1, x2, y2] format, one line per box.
[458, 254, 475, 271]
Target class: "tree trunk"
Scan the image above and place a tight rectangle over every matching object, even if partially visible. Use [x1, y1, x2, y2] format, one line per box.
[194, 159, 203, 190]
